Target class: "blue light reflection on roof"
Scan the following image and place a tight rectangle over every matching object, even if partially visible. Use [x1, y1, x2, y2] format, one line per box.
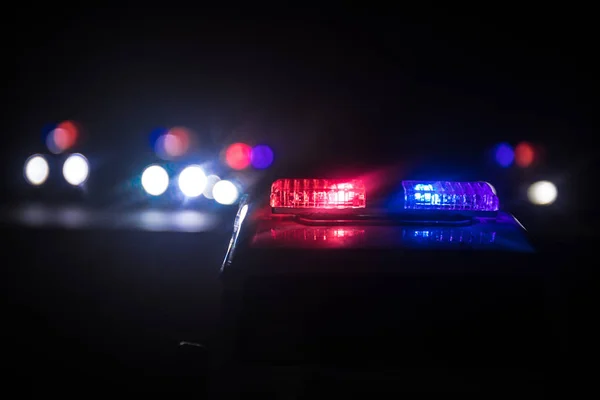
[405, 228, 496, 247]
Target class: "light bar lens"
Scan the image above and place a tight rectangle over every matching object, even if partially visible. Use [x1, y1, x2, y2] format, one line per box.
[270, 179, 366, 209]
[402, 181, 499, 211]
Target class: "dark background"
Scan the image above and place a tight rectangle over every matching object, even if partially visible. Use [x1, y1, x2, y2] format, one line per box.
[4, 10, 598, 227]
[2, 7, 596, 394]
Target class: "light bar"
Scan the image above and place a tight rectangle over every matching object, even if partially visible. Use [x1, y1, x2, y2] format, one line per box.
[270, 179, 366, 209]
[402, 181, 499, 212]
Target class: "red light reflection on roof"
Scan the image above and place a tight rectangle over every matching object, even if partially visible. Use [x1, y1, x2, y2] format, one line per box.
[253, 226, 366, 248]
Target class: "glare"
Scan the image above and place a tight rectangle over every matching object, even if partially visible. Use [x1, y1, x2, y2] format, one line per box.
[24, 154, 49, 185]
[178, 165, 207, 197]
[212, 180, 239, 205]
[174, 210, 207, 232]
[238, 204, 249, 223]
[484, 182, 497, 195]
[62, 153, 89, 186]
[133, 209, 217, 232]
[141, 165, 169, 196]
[527, 180, 557, 205]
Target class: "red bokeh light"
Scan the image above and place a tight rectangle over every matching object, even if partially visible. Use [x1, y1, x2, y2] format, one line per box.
[167, 127, 190, 156]
[515, 142, 535, 167]
[163, 133, 185, 157]
[154, 127, 192, 159]
[225, 143, 252, 170]
[55, 120, 78, 150]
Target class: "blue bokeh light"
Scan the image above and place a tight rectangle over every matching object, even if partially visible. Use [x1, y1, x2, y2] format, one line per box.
[149, 127, 168, 148]
[41, 123, 57, 141]
[494, 143, 514, 167]
[250, 144, 274, 169]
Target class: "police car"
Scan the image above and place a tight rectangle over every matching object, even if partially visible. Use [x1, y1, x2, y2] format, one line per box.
[214, 178, 554, 394]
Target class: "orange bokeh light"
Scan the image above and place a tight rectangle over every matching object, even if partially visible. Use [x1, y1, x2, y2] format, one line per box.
[225, 143, 252, 170]
[515, 142, 535, 167]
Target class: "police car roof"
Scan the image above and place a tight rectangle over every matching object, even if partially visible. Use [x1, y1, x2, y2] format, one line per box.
[222, 178, 535, 274]
[249, 210, 533, 253]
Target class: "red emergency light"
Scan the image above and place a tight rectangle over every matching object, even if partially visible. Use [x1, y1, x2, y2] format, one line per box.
[270, 178, 366, 210]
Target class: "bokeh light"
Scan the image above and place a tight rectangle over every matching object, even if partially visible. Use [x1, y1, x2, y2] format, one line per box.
[149, 127, 168, 147]
[203, 174, 221, 199]
[225, 143, 252, 170]
[56, 121, 78, 148]
[154, 127, 191, 159]
[165, 127, 190, 156]
[154, 135, 169, 159]
[213, 180, 239, 204]
[515, 142, 535, 168]
[494, 143, 514, 167]
[164, 133, 184, 157]
[24, 154, 49, 186]
[251, 144, 274, 169]
[141, 165, 169, 196]
[46, 129, 66, 154]
[178, 165, 207, 198]
[46, 121, 79, 154]
[527, 180, 557, 205]
[62, 153, 89, 186]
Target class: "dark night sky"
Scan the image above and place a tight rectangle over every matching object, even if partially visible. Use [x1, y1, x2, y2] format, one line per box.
[3, 9, 598, 219]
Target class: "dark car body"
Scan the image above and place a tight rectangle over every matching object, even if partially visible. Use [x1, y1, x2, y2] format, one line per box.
[214, 195, 558, 394]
